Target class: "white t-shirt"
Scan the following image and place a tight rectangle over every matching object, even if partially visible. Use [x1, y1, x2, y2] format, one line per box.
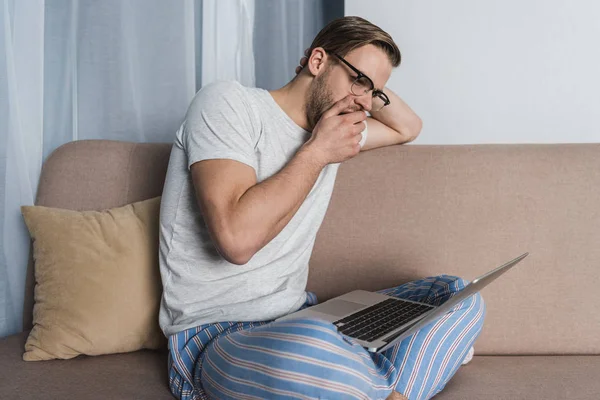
[158, 80, 367, 337]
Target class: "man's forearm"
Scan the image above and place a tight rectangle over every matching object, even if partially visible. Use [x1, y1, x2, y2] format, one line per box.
[230, 145, 325, 262]
[371, 87, 422, 141]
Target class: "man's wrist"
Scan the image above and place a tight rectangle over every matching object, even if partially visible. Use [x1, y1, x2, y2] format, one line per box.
[298, 142, 328, 170]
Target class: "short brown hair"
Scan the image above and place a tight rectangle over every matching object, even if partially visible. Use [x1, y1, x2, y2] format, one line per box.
[308, 16, 401, 67]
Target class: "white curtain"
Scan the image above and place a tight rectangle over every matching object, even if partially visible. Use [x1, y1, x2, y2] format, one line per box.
[0, 0, 45, 339]
[1, 0, 203, 338]
[0, 0, 341, 338]
[202, 0, 256, 87]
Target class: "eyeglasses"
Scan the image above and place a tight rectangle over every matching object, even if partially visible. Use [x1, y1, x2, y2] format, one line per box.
[327, 51, 391, 112]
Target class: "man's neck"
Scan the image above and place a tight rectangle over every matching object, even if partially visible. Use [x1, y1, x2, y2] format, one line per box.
[268, 75, 311, 132]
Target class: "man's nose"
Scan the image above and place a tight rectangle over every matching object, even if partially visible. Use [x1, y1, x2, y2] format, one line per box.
[355, 94, 372, 112]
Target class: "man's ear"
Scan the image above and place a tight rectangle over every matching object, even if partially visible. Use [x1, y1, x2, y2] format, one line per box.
[306, 47, 330, 77]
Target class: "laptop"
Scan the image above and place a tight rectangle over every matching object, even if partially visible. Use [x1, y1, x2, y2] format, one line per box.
[276, 252, 529, 353]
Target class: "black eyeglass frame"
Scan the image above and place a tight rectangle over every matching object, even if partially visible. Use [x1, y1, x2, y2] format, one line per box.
[327, 51, 391, 111]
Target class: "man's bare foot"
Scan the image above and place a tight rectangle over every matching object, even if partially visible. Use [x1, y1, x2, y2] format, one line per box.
[386, 390, 409, 400]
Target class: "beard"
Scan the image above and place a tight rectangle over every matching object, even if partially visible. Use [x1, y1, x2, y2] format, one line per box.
[305, 69, 335, 131]
[305, 69, 361, 131]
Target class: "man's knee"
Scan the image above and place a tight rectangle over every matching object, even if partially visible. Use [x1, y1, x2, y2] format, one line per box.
[201, 317, 340, 375]
[456, 285, 486, 328]
[471, 291, 486, 324]
[440, 275, 487, 324]
[438, 274, 468, 289]
[199, 319, 358, 398]
[200, 329, 277, 396]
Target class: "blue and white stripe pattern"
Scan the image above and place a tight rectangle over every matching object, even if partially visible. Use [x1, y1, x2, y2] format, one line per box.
[167, 274, 486, 400]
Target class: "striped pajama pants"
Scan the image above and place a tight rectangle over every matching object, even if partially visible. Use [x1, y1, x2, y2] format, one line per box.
[167, 274, 486, 400]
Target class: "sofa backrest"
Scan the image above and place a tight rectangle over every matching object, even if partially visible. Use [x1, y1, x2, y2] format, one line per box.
[25, 140, 600, 355]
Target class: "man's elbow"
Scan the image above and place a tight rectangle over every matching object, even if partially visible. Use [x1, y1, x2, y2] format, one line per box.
[403, 117, 423, 144]
[411, 116, 423, 139]
[220, 248, 251, 266]
[216, 231, 255, 265]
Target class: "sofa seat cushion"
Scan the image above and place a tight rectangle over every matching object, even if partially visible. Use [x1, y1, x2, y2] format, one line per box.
[2, 331, 599, 399]
[0, 332, 172, 399]
[437, 354, 600, 400]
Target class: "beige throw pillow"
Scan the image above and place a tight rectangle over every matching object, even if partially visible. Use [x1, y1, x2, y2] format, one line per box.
[20, 196, 166, 361]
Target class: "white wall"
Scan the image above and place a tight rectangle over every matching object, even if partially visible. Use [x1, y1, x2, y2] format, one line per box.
[346, 0, 600, 144]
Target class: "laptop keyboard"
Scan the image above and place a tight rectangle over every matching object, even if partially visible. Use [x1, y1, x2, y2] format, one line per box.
[333, 298, 435, 343]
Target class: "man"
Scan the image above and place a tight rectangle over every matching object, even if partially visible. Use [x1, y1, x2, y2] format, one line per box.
[159, 16, 485, 400]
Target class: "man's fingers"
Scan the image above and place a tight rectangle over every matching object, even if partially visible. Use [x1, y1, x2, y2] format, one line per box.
[322, 96, 356, 119]
[352, 120, 367, 134]
[296, 56, 308, 75]
[343, 110, 368, 125]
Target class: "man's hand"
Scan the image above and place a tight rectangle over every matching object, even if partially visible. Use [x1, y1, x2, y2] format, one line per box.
[303, 95, 367, 165]
[295, 48, 311, 75]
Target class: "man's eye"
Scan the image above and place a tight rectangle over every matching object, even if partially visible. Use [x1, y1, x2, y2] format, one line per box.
[354, 76, 372, 89]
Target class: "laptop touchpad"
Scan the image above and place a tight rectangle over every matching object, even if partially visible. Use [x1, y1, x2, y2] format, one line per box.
[317, 300, 367, 317]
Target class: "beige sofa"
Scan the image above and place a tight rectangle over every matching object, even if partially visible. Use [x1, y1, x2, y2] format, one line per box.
[1, 140, 599, 399]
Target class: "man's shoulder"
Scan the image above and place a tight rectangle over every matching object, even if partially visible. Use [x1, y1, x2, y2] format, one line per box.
[201, 79, 244, 92]
[194, 80, 252, 101]
[182, 80, 264, 144]
[186, 80, 256, 115]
